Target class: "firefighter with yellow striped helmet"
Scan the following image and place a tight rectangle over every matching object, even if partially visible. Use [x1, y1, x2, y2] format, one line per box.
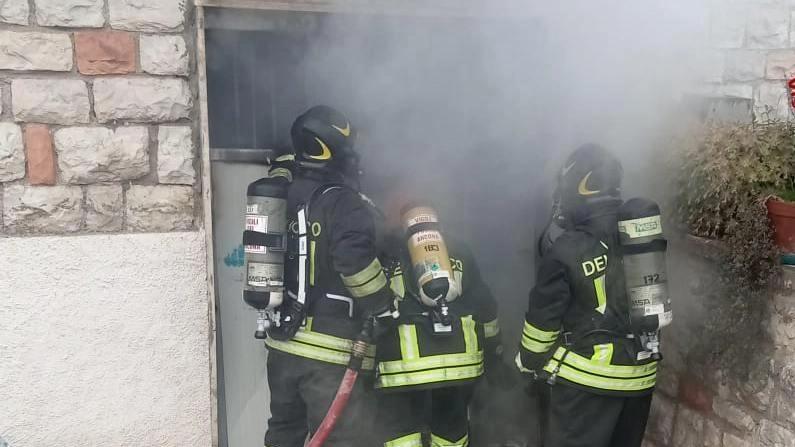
[263, 105, 395, 447]
[517, 144, 657, 447]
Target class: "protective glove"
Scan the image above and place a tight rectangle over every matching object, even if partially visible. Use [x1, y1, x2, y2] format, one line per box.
[514, 352, 539, 380]
[515, 352, 546, 397]
[367, 298, 400, 342]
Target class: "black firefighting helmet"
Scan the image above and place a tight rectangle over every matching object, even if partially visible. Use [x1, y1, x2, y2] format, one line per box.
[290, 105, 359, 175]
[557, 143, 623, 214]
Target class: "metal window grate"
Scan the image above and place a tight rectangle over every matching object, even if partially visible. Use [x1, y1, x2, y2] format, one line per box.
[205, 27, 310, 153]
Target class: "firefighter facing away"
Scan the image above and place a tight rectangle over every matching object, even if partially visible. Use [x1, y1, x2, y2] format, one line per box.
[517, 144, 659, 447]
[373, 189, 509, 447]
[262, 106, 395, 447]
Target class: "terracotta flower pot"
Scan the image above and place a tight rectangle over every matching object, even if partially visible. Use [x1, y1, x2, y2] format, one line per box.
[766, 197, 795, 253]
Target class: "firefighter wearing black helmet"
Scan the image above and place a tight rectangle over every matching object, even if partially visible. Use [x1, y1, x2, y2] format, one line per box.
[517, 144, 657, 447]
[263, 105, 395, 447]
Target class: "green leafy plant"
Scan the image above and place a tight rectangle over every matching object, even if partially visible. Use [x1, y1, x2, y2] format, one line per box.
[678, 121, 795, 238]
[770, 188, 795, 203]
[673, 120, 789, 374]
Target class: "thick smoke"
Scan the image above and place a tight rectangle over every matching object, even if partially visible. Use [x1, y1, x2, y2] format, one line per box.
[207, 1, 713, 444]
[290, 0, 711, 342]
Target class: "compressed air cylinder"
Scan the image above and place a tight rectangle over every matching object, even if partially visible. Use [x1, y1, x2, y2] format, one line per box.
[618, 198, 672, 332]
[401, 205, 461, 306]
[242, 175, 289, 312]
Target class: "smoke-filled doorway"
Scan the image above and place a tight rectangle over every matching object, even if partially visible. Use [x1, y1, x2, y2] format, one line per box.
[204, 5, 553, 446]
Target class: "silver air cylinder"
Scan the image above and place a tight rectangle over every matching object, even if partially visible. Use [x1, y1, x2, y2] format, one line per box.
[243, 174, 289, 339]
[618, 198, 672, 357]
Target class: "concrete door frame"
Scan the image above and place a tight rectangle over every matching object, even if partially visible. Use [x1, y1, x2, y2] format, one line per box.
[194, 6, 221, 446]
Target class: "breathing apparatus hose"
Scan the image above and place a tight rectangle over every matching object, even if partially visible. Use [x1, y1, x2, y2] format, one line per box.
[306, 318, 374, 447]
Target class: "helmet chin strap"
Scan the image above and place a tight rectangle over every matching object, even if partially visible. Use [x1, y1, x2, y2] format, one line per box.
[561, 195, 622, 223]
[297, 144, 362, 190]
[339, 148, 363, 189]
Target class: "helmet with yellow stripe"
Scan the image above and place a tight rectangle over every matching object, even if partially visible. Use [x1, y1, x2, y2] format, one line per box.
[557, 143, 623, 215]
[290, 105, 359, 175]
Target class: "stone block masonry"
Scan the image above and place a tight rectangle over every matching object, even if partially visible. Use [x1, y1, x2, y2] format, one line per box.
[0, 1, 29, 25]
[24, 124, 56, 186]
[644, 244, 795, 446]
[0, 0, 198, 236]
[701, 2, 795, 121]
[36, 0, 105, 27]
[55, 126, 150, 184]
[0, 31, 72, 71]
[93, 77, 193, 122]
[75, 31, 136, 75]
[12, 79, 91, 124]
[0, 123, 25, 182]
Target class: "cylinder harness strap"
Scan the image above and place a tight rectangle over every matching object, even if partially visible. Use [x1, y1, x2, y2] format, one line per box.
[295, 184, 347, 310]
[241, 223, 287, 310]
[263, 184, 344, 340]
[296, 206, 309, 307]
[242, 230, 285, 250]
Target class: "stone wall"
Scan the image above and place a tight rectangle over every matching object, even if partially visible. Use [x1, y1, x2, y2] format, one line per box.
[640, 2, 795, 446]
[694, 0, 795, 121]
[0, 1, 213, 445]
[0, 0, 198, 236]
[643, 237, 795, 447]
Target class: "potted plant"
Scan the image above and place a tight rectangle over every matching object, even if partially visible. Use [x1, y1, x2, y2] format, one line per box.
[766, 187, 795, 256]
[676, 120, 795, 253]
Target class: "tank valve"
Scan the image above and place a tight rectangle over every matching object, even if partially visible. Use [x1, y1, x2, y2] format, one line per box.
[645, 332, 663, 361]
[432, 299, 453, 334]
[255, 310, 271, 339]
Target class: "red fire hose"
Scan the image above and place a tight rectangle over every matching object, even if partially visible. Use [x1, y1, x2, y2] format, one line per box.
[306, 321, 373, 447]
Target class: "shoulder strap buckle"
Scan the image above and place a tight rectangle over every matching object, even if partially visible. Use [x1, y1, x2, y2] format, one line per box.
[562, 331, 574, 347]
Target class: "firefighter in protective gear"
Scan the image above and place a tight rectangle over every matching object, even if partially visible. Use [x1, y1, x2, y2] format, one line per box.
[374, 190, 506, 447]
[517, 144, 657, 447]
[263, 105, 394, 447]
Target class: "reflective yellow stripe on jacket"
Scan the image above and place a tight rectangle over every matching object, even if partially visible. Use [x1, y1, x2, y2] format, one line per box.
[376, 316, 484, 389]
[390, 266, 405, 299]
[341, 258, 388, 298]
[385, 432, 423, 447]
[521, 321, 560, 354]
[542, 346, 657, 392]
[431, 433, 469, 447]
[265, 319, 376, 370]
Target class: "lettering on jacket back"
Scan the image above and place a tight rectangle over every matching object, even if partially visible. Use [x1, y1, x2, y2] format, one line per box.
[581, 254, 607, 277]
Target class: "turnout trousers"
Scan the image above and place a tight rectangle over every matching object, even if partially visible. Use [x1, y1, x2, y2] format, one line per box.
[263, 349, 375, 447]
[545, 384, 653, 447]
[377, 385, 475, 447]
